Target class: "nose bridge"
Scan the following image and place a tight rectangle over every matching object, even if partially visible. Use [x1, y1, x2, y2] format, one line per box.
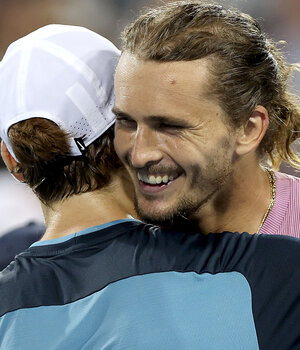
[130, 125, 162, 168]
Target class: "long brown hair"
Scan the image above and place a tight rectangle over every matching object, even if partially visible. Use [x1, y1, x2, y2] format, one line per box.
[121, 1, 300, 169]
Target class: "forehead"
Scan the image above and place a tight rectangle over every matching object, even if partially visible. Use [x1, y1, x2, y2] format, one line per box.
[115, 52, 212, 96]
[114, 53, 222, 121]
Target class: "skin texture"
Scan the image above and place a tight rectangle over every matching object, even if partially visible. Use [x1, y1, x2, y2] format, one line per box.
[113, 53, 271, 233]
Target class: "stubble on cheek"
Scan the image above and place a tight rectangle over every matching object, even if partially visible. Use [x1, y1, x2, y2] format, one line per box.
[183, 141, 234, 212]
[131, 137, 235, 226]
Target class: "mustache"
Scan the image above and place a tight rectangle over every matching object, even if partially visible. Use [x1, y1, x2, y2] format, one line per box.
[137, 165, 182, 175]
[125, 155, 183, 174]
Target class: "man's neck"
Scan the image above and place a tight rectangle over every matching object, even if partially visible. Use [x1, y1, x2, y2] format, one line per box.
[192, 163, 273, 234]
[41, 171, 136, 241]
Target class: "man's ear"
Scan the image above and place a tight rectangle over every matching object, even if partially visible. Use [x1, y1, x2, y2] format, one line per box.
[1, 141, 25, 182]
[235, 105, 269, 156]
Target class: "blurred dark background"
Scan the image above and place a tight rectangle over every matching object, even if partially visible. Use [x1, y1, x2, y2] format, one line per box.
[0, 0, 299, 235]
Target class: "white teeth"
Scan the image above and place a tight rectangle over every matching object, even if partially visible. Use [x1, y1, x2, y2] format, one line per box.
[155, 176, 162, 184]
[137, 172, 177, 185]
[162, 175, 169, 183]
[149, 176, 156, 184]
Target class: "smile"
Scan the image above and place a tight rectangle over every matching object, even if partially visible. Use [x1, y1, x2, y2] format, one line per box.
[137, 171, 179, 185]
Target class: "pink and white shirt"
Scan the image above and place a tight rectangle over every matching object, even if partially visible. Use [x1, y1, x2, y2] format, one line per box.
[260, 172, 300, 238]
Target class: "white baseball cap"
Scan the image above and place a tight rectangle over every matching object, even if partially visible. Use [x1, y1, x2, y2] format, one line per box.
[0, 24, 120, 160]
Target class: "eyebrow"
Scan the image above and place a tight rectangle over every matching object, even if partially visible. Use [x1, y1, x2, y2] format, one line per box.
[112, 107, 131, 119]
[112, 107, 191, 127]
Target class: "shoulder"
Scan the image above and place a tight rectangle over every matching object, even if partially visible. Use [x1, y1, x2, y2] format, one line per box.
[255, 233, 300, 259]
[248, 233, 300, 297]
[273, 171, 300, 205]
[252, 233, 300, 286]
[260, 172, 300, 237]
[275, 171, 300, 188]
[275, 171, 300, 213]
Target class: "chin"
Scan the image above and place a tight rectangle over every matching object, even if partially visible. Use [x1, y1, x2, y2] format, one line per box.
[137, 191, 210, 226]
[134, 200, 177, 226]
[136, 210, 178, 226]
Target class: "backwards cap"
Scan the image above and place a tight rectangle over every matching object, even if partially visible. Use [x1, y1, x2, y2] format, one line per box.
[0, 24, 120, 159]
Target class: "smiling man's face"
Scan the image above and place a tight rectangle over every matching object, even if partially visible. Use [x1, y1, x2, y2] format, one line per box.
[113, 53, 239, 225]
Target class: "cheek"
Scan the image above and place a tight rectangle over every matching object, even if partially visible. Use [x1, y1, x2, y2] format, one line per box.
[114, 128, 130, 160]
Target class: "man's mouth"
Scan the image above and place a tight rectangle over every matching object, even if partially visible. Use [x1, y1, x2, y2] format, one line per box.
[137, 171, 179, 186]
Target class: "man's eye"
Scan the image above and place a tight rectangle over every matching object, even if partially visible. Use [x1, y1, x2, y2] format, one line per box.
[159, 123, 183, 130]
[116, 118, 136, 129]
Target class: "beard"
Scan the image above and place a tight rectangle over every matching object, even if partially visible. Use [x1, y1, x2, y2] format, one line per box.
[134, 194, 203, 227]
[134, 161, 234, 229]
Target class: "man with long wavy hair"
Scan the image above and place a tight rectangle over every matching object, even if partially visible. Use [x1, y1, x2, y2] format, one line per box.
[0, 19, 300, 350]
[114, 1, 300, 237]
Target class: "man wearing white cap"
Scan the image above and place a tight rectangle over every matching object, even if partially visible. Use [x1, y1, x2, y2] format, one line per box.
[0, 24, 139, 347]
[0, 24, 300, 350]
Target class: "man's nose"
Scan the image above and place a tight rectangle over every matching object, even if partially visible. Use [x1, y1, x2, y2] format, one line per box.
[129, 127, 163, 169]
